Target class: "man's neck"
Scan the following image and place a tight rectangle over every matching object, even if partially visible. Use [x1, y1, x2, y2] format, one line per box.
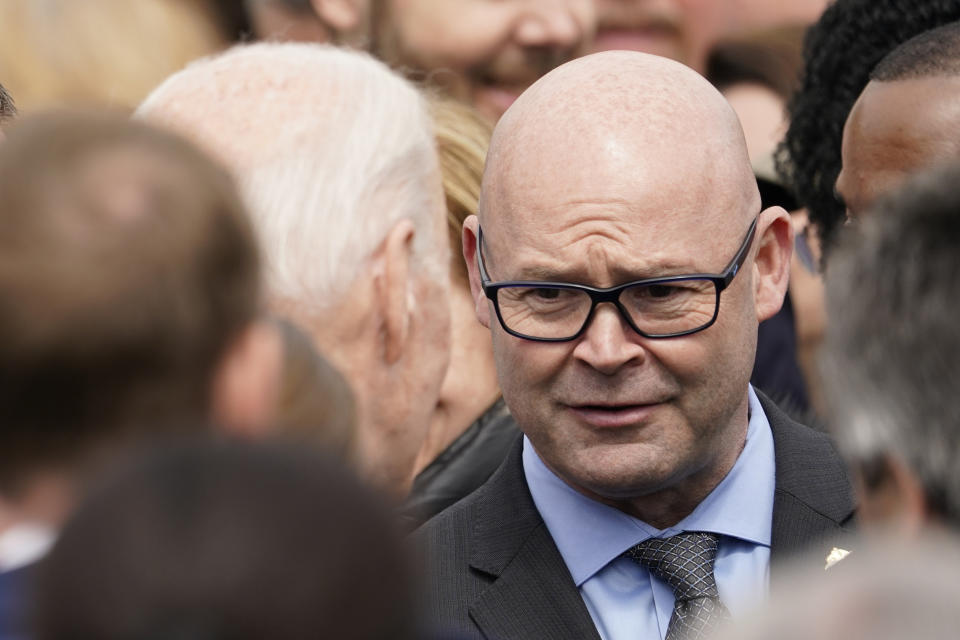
[603, 442, 747, 530]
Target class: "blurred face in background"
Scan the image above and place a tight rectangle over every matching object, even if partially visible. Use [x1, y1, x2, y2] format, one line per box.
[592, 0, 827, 72]
[591, 0, 729, 71]
[727, 0, 828, 31]
[374, 0, 594, 121]
[246, 0, 374, 45]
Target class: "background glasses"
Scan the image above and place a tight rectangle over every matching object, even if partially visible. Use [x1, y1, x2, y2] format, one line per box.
[476, 217, 758, 342]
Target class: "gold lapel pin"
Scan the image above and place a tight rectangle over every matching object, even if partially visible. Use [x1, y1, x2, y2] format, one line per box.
[824, 547, 851, 571]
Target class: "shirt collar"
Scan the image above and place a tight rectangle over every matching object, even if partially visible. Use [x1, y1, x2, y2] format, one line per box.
[524, 386, 775, 586]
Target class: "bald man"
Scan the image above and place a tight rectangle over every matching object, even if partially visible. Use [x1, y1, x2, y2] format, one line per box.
[418, 51, 855, 640]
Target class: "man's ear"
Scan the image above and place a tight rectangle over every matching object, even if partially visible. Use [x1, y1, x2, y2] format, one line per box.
[310, 0, 365, 32]
[462, 215, 491, 329]
[375, 218, 415, 365]
[210, 318, 283, 438]
[752, 206, 794, 322]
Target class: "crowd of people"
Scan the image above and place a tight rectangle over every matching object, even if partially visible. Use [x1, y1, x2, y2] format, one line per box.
[2, 1, 960, 639]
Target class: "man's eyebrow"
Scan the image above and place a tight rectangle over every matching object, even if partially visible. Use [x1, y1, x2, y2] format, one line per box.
[509, 260, 702, 282]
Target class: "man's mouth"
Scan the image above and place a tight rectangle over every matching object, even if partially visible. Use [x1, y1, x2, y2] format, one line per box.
[566, 402, 665, 429]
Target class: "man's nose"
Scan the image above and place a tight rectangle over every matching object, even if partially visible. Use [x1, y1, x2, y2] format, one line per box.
[571, 303, 647, 375]
[516, 0, 592, 50]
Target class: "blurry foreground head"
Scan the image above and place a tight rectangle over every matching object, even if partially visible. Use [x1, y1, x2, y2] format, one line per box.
[836, 21, 960, 220]
[139, 43, 451, 495]
[714, 535, 960, 640]
[823, 163, 960, 535]
[35, 438, 416, 640]
[0, 112, 274, 517]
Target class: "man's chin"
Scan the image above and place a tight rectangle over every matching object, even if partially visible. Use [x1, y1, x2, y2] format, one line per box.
[551, 443, 682, 496]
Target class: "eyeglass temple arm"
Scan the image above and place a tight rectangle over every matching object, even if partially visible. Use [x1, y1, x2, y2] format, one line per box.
[476, 226, 494, 288]
[720, 216, 759, 287]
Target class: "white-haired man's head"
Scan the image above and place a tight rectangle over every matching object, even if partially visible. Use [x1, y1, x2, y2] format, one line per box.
[138, 43, 451, 495]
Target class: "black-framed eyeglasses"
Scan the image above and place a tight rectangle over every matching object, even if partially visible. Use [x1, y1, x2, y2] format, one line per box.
[476, 216, 758, 342]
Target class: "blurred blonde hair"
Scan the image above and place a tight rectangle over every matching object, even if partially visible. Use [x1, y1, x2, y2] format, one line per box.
[430, 96, 493, 282]
[0, 0, 227, 113]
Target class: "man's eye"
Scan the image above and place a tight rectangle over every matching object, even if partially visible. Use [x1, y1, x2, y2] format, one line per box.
[531, 287, 562, 300]
[646, 284, 679, 299]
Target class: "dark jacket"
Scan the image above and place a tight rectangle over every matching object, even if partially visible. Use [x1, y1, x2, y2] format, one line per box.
[402, 399, 519, 530]
[417, 392, 856, 640]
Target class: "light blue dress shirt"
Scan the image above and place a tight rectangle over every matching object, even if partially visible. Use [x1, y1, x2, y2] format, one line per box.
[523, 386, 775, 640]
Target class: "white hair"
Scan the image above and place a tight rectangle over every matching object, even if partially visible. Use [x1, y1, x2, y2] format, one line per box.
[137, 43, 444, 312]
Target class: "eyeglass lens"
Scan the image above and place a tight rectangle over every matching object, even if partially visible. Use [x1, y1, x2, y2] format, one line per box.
[495, 280, 718, 340]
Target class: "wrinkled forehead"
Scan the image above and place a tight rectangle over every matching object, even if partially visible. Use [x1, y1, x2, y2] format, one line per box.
[479, 112, 757, 260]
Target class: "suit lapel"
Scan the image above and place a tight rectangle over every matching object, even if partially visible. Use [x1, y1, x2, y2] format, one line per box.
[761, 393, 857, 572]
[467, 443, 601, 640]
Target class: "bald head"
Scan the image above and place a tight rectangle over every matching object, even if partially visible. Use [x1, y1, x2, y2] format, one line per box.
[138, 43, 444, 310]
[481, 51, 758, 235]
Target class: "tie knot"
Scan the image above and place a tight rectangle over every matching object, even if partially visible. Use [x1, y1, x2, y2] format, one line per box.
[625, 532, 721, 601]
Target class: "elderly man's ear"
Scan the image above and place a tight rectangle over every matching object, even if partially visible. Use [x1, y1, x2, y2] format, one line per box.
[461, 215, 492, 330]
[752, 206, 794, 322]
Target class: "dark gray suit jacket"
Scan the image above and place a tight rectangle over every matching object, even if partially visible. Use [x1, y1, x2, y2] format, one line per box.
[417, 393, 856, 640]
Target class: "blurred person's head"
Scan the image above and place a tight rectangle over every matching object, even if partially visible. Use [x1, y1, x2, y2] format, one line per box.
[271, 316, 356, 458]
[0, 111, 274, 529]
[139, 43, 451, 495]
[836, 22, 960, 220]
[371, 0, 594, 122]
[0, 0, 228, 114]
[779, 0, 960, 254]
[414, 97, 499, 473]
[822, 163, 960, 536]
[243, 0, 372, 45]
[592, 0, 824, 74]
[35, 438, 417, 640]
[713, 536, 960, 640]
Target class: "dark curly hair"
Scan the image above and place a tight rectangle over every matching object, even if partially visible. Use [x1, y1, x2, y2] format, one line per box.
[777, 0, 960, 254]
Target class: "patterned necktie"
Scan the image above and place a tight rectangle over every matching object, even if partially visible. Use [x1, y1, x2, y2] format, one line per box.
[625, 532, 730, 640]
